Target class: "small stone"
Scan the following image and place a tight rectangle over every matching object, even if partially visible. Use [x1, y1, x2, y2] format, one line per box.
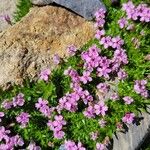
[145, 54, 150, 61]
[31, 0, 106, 20]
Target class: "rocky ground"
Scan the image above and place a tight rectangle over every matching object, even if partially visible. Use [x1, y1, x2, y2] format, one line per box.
[0, 0, 17, 32]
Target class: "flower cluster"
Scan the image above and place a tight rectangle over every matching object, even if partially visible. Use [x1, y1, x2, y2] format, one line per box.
[35, 98, 53, 117]
[111, 48, 128, 71]
[64, 140, 86, 150]
[83, 101, 108, 118]
[100, 35, 124, 50]
[81, 45, 112, 79]
[122, 2, 150, 22]
[47, 115, 66, 139]
[94, 8, 106, 28]
[58, 92, 80, 112]
[134, 80, 148, 98]
[0, 126, 24, 149]
[16, 112, 30, 128]
[1, 93, 25, 110]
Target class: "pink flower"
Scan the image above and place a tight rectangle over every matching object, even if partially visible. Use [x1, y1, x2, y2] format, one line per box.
[64, 140, 77, 150]
[97, 83, 109, 94]
[95, 18, 105, 28]
[98, 119, 107, 127]
[39, 69, 51, 81]
[94, 8, 106, 19]
[134, 80, 148, 98]
[80, 71, 92, 84]
[90, 132, 98, 140]
[94, 101, 108, 116]
[10, 135, 24, 147]
[118, 18, 128, 29]
[47, 115, 66, 139]
[54, 130, 65, 139]
[97, 67, 111, 79]
[13, 93, 25, 107]
[53, 54, 61, 65]
[67, 45, 77, 56]
[83, 105, 95, 118]
[16, 112, 30, 128]
[122, 113, 135, 124]
[112, 49, 128, 70]
[94, 8, 106, 28]
[95, 29, 105, 39]
[96, 143, 105, 150]
[0, 126, 10, 141]
[35, 98, 48, 109]
[123, 96, 134, 104]
[1, 100, 13, 109]
[111, 36, 124, 49]
[122, 2, 150, 23]
[83, 92, 93, 105]
[110, 92, 119, 100]
[100, 36, 112, 49]
[35, 98, 52, 117]
[64, 140, 85, 150]
[117, 69, 128, 80]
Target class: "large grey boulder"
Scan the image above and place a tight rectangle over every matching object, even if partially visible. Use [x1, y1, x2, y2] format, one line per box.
[31, 0, 106, 20]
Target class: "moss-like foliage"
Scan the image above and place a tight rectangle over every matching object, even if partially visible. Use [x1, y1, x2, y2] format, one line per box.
[13, 0, 32, 22]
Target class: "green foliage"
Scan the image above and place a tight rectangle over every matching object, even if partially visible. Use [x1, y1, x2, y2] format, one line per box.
[14, 0, 32, 22]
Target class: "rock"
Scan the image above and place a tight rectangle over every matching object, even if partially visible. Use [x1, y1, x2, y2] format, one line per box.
[145, 54, 150, 61]
[31, 0, 53, 6]
[31, 0, 106, 20]
[0, 6, 95, 89]
[113, 108, 150, 150]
